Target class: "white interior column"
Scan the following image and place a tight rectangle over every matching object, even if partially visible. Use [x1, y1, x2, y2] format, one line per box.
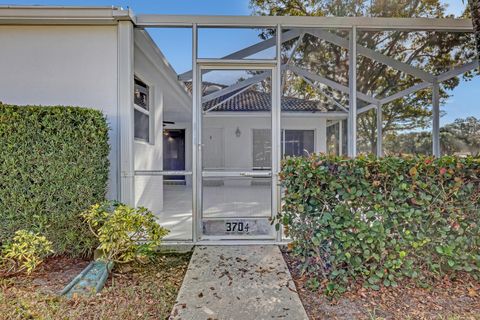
[376, 102, 383, 157]
[432, 81, 440, 157]
[347, 27, 357, 157]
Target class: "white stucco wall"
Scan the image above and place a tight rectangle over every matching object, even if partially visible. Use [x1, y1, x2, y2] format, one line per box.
[0, 25, 119, 198]
[133, 30, 192, 241]
[133, 43, 165, 212]
[203, 115, 327, 170]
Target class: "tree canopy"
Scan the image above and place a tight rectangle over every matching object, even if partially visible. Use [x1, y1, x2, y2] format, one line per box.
[250, 0, 477, 153]
[383, 116, 480, 155]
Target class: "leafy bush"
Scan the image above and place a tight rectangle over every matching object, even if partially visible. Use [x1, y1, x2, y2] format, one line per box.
[279, 154, 480, 294]
[82, 202, 169, 264]
[1, 230, 53, 275]
[0, 104, 110, 257]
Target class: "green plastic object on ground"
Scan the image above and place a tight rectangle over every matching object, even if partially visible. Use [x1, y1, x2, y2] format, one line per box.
[59, 260, 114, 298]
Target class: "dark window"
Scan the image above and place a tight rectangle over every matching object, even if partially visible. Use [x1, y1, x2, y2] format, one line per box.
[252, 129, 272, 169]
[282, 130, 314, 157]
[134, 109, 149, 142]
[134, 77, 151, 142]
[134, 78, 149, 110]
[253, 129, 315, 169]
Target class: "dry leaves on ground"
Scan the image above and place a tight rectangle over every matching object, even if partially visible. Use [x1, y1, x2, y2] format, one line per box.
[283, 250, 480, 320]
[0, 252, 191, 320]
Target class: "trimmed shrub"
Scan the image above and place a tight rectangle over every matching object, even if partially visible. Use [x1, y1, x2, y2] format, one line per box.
[279, 154, 480, 293]
[0, 103, 110, 257]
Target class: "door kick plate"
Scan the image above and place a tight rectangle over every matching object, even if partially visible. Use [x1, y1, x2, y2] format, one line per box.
[202, 218, 271, 236]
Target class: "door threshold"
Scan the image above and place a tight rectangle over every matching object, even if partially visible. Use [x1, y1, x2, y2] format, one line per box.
[200, 235, 275, 241]
[196, 239, 289, 245]
[161, 239, 290, 246]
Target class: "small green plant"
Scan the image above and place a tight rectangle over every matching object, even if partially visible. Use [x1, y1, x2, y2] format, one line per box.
[1, 230, 53, 275]
[82, 201, 169, 264]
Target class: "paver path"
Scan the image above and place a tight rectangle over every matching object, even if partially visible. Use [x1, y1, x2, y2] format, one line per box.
[170, 245, 308, 320]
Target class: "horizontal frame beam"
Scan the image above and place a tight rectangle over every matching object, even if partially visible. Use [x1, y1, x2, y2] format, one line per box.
[195, 58, 276, 66]
[203, 111, 347, 118]
[134, 15, 473, 31]
[134, 170, 193, 176]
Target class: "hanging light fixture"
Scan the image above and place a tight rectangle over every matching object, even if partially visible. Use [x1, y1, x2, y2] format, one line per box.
[235, 127, 241, 137]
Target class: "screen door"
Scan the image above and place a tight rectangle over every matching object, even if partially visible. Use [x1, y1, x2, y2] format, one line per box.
[199, 67, 275, 239]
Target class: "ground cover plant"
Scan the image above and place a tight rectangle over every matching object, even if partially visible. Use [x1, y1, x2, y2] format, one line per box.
[0, 230, 53, 277]
[0, 104, 110, 257]
[279, 154, 480, 295]
[82, 201, 169, 264]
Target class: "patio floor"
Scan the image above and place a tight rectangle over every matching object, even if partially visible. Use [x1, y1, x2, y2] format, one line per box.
[157, 184, 271, 241]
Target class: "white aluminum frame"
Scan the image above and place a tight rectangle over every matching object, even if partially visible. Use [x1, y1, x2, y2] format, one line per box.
[169, 19, 477, 159]
[134, 15, 472, 31]
[118, 20, 135, 205]
[128, 14, 477, 244]
[196, 62, 279, 242]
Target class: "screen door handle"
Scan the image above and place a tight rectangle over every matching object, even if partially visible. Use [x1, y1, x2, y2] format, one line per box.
[240, 172, 272, 177]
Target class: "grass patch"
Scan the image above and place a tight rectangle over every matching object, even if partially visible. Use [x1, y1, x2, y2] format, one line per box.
[0, 252, 191, 320]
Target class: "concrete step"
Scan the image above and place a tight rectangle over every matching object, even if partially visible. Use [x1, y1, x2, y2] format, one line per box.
[170, 245, 308, 320]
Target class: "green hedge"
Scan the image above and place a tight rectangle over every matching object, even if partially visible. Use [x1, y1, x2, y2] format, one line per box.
[0, 103, 110, 257]
[280, 154, 480, 293]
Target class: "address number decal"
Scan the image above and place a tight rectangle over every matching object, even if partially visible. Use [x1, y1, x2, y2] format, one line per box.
[202, 218, 271, 236]
[225, 221, 249, 232]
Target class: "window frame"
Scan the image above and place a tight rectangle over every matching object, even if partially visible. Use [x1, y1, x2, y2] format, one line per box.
[281, 129, 315, 158]
[133, 76, 154, 145]
[252, 128, 272, 170]
[251, 128, 316, 170]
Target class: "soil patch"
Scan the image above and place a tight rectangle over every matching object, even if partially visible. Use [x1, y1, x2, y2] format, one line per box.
[0, 252, 191, 320]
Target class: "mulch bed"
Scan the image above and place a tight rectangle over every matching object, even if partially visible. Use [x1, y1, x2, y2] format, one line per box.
[282, 249, 480, 320]
[0, 252, 191, 320]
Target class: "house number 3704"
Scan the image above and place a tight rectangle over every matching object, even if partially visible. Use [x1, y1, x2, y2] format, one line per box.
[225, 222, 249, 232]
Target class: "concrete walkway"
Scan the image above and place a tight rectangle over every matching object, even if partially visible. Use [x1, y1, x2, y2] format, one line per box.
[170, 245, 308, 320]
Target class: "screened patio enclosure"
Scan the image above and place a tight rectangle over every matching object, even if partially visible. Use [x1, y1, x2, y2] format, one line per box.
[130, 15, 478, 244]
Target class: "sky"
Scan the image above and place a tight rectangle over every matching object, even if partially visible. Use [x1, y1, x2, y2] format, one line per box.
[0, 0, 465, 15]
[1, 0, 477, 125]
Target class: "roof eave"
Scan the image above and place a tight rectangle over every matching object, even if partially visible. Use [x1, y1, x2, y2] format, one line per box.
[0, 6, 133, 25]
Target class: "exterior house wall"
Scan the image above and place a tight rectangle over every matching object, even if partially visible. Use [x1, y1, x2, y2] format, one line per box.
[203, 116, 327, 170]
[0, 25, 119, 198]
[133, 46, 165, 213]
